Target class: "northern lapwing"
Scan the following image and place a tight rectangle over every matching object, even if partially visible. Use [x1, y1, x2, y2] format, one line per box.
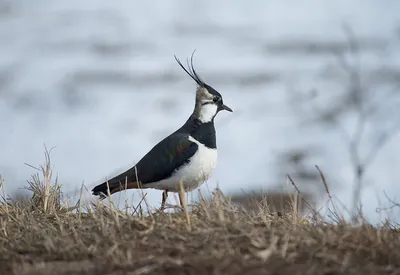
[91, 52, 233, 210]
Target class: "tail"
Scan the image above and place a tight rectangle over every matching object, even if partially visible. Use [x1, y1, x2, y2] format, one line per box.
[91, 168, 141, 199]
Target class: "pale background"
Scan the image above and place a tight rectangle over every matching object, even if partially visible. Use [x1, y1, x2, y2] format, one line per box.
[0, 0, 399, 223]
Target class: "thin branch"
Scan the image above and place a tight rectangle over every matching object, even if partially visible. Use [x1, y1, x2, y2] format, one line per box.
[364, 118, 400, 170]
[376, 191, 400, 213]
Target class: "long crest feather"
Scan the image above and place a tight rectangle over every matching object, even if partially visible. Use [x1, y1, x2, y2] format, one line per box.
[174, 50, 205, 86]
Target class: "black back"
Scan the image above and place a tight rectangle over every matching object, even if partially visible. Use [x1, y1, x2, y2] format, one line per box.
[96, 116, 216, 188]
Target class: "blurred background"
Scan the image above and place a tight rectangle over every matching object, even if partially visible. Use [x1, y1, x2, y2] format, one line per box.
[0, 0, 399, 223]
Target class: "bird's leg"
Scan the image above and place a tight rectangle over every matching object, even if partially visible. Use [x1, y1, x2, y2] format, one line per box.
[178, 189, 185, 210]
[160, 189, 168, 211]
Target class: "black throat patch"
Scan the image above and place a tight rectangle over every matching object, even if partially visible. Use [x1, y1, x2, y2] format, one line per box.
[181, 116, 217, 149]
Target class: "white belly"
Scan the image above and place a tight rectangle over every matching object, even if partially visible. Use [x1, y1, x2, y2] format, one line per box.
[145, 136, 218, 192]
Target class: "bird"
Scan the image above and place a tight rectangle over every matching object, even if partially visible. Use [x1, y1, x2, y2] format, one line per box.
[91, 52, 233, 210]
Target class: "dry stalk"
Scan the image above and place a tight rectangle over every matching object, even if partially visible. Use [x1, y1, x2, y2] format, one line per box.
[179, 181, 191, 231]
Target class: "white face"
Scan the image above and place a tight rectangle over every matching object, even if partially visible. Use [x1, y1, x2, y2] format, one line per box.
[199, 103, 218, 123]
[196, 87, 219, 123]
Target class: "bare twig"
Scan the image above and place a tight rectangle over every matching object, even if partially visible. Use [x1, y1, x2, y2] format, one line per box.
[287, 175, 321, 220]
[376, 191, 400, 213]
[286, 24, 400, 222]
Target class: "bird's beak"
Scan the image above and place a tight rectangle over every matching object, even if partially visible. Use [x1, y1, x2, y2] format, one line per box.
[219, 104, 233, 112]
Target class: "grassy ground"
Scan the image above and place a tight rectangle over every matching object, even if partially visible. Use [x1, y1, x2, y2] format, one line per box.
[1, 153, 400, 275]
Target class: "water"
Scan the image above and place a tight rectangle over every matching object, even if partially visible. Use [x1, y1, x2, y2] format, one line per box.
[1, 0, 400, 223]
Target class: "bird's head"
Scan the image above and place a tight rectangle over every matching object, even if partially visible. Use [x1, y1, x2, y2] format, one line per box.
[175, 52, 233, 123]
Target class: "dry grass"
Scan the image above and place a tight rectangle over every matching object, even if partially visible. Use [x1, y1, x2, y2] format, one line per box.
[0, 153, 400, 275]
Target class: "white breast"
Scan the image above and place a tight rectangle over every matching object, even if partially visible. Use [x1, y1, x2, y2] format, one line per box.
[146, 136, 218, 192]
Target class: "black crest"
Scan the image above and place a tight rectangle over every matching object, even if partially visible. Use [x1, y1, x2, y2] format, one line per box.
[174, 50, 206, 87]
[174, 51, 223, 99]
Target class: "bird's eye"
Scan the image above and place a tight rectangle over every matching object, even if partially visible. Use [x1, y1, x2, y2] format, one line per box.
[213, 97, 219, 103]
